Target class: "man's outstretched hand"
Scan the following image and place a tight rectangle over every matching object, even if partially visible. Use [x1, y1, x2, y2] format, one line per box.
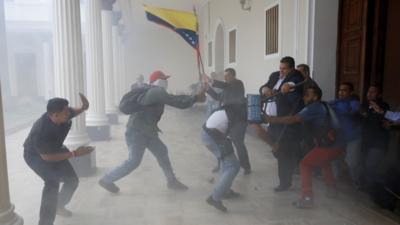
[79, 93, 89, 111]
[195, 87, 207, 103]
[280, 82, 295, 94]
[369, 101, 384, 114]
[72, 93, 90, 116]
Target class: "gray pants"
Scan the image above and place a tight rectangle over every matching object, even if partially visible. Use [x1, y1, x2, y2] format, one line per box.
[345, 138, 362, 185]
[229, 121, 251, 170]
[102, 129, 176, 184]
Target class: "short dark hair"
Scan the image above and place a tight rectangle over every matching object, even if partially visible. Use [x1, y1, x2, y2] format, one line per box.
[47, 98, 69, 114]
[340, 82, 354, 92]
[280, 56, 295, 68]
[307, 86, 322, 99]
[224, 68, 236, 77]
[297, 64, 310, 74]
[369, 83, 382, 93]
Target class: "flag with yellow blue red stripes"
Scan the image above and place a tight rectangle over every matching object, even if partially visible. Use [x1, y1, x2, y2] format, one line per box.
[144, 5, 199, 49]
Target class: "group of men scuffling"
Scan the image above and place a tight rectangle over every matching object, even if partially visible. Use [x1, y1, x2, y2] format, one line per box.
[23, 56, 400, 225]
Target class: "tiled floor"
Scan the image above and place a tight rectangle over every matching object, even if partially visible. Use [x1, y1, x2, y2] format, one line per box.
[5, 106, 400, 225]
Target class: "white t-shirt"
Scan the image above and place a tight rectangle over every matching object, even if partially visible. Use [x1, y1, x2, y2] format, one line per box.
[205, 110, 229, 134]
[265, 77, 285, 116]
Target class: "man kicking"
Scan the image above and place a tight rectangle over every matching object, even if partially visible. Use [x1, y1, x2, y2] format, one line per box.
[99, 71, 206, 193]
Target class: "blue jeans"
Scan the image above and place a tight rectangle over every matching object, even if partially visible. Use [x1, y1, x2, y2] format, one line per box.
[201, 130, 221, 159]
[213, 154, 240, 201]
[201, 131, 240, 201]
[102, 129, 176, 184]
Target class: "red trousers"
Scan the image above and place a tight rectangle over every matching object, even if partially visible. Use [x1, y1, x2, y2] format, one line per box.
[300, 147, 344, 198]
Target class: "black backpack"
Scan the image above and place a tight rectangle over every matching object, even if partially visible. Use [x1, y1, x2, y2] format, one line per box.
[119, 84, 152, 114]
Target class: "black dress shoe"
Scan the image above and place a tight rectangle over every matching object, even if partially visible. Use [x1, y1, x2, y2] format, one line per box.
[206, 196, 227, 212]
[223, 189, 241, 199]
[99, 179, 120, 193]
[274, 184, 291, 192]
[244, 169, 252, 175]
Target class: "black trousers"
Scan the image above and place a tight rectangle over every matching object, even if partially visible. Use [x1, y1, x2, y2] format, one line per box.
[268, 125, 300, 187]
[24, 153, 79, 225]
[275, 139, 299, 187]
[229, 120, 251, 170]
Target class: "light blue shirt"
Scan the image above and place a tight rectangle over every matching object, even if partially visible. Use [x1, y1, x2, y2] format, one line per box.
[385, 111, 400, 121]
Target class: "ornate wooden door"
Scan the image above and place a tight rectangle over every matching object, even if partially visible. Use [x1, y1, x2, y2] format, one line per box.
[336, 0, 369, 98]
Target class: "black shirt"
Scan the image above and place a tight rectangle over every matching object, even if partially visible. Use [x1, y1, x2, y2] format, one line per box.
[24, 108, 76, 156]
[361, 99, 390, 149]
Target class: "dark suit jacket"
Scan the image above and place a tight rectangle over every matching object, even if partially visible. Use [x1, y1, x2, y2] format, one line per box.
[208, 79, 246, 105]
[259, 70, 304, 142]
[207, 79, 247, 123]
[259, 70, 304, 116]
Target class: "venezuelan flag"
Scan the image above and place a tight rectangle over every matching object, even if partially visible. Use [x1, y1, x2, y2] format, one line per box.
[144, 5, 198, 49]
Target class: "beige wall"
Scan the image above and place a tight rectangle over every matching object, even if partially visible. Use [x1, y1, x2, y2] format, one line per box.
[311, 0, 339, 100]
[120, 0, 339, 97]
[198, 0, 311, 94]
[198, 0, 339, 99]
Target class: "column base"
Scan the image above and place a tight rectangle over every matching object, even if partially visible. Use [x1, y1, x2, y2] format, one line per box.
[0, 204, 24, 225]
[69, 151, 97, 177]
[107, 113, 119, 125]
[87, 125, 111, 141]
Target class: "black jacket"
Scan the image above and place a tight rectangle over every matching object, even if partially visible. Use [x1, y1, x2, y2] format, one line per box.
[207, 79, 247, 123]
[361, 99, 390, 149]
[259, 70, 304, 116]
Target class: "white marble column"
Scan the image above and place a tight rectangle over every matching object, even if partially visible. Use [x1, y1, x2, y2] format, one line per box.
[0, 3, 23, 223]
[0, 0, 11, 104]
[118, 35, 128, 99]
[112, 24, 122, 105]
[113, 23, 131, 102]
[0, 85, 23, 225]
[53, 0, 94, 176]
[84, 0, 110, 140]
[101, 1, 118, 124]
[123, 42, 131, 94]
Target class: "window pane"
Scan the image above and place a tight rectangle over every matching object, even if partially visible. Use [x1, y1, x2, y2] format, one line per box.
[229, 30, 236, 64]
[265, 5, 279, 55]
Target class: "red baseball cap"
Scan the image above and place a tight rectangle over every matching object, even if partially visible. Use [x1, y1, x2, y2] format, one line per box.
[149, 71, 170, 84]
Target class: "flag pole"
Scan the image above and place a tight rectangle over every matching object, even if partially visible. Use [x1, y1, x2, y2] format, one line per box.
[193, 6, 205, 84]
